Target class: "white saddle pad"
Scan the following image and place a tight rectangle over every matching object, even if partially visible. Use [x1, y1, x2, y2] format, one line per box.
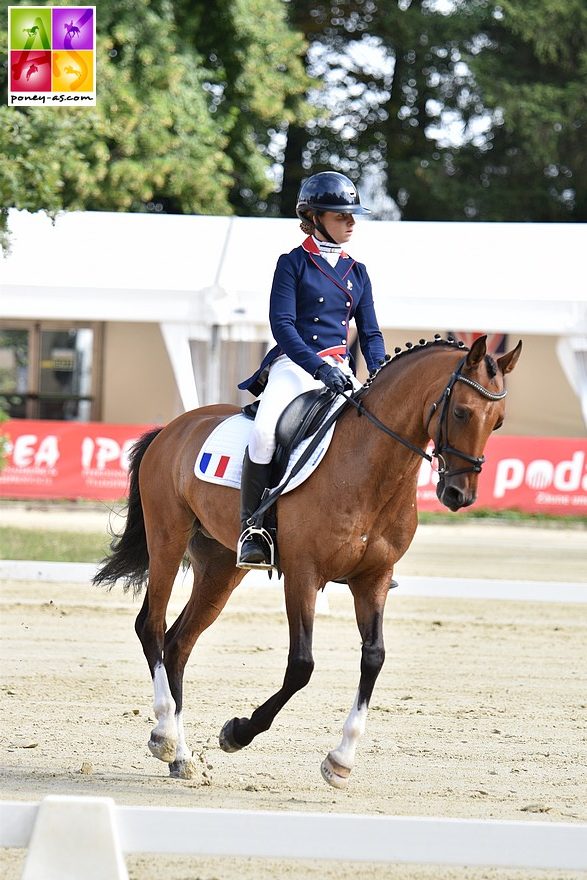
[194, 398, 345, 493]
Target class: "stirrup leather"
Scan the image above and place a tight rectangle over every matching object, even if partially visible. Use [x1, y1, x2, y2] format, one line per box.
[236, 524, 275, 570]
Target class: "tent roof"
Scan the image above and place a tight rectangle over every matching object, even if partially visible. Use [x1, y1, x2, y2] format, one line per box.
[1, 209, 585, 335]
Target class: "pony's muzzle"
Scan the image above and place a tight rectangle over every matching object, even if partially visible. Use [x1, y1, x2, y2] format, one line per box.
[436, 481, 475, 511]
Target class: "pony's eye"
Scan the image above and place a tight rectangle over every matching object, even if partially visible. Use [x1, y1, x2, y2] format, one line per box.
[493, 419, 504, 431]
[453, 406, 468, 422]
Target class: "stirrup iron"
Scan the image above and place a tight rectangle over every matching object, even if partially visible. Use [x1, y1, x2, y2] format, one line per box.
[236, 524, 275, 570]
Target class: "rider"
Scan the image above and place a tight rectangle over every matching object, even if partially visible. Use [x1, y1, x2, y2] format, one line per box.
[236, 170, 386, 568]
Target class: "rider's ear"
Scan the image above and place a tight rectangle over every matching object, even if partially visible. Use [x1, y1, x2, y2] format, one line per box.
[465, 335, 487, 368]
[497, 340, 523, 375]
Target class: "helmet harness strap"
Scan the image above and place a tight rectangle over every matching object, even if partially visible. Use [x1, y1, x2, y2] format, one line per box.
[312, 211, 338, 244]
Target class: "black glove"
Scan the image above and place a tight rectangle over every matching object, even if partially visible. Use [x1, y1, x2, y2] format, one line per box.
[314, 363, 350, 394]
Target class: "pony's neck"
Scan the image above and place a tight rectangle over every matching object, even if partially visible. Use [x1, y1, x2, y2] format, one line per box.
[363, 348, 453, 444]
[341, 347, 460, 497]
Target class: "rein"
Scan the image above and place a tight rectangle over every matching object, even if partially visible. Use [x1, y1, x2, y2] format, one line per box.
[251, 350, 507, 522]
[345, 395, 433, 462]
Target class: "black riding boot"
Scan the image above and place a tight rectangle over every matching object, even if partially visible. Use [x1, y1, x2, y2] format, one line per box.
[237, 450, 273, 569]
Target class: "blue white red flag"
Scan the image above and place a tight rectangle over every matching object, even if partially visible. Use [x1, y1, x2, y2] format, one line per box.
[198, 452, 231, 478]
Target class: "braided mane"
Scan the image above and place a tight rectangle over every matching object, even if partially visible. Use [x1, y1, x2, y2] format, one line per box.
[366, 334, 498, 386]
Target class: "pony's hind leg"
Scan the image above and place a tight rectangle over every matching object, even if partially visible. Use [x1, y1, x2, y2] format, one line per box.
[321, 574, 390, 789]
[163, 531, 247, 779]
[134, 507, 194, 765]
[219, 573, 318, 753]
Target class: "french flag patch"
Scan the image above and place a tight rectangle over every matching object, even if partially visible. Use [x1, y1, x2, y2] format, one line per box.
[198, 452, 231, 478]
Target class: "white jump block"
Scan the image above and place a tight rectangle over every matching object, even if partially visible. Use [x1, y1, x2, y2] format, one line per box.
[22, 795, 128, 880]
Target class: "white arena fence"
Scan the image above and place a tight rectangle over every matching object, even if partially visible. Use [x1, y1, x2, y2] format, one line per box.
[1, 559, 586, 604]
[1, 796, 586, 880]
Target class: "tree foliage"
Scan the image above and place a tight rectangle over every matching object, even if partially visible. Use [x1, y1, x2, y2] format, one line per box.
[0, 0, 312, 246]
[458, 0, 587, 219]
[281, 0, 586, 221]
[1, 0, 584, 232]
[172, 0, 313, 213]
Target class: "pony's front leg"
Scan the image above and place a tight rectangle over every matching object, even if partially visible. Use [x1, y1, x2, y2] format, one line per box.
[321, 583, 388, 789]
[219, 581, 317, 752]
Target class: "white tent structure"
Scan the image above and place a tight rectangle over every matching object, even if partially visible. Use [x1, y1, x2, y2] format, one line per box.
[1, 210, 586, 426]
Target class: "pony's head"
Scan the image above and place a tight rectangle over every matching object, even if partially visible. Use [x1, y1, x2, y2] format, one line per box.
[425, 335, 522, 511]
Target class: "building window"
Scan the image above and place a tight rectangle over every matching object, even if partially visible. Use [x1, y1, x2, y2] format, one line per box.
[0, 321, 102, 421]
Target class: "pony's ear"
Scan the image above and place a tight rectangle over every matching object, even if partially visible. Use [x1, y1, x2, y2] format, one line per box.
[497, 339, 523, 375]
[465, 335, 487, 368]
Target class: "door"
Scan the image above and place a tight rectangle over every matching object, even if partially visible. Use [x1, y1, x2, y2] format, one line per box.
[0, 321, 103, 420]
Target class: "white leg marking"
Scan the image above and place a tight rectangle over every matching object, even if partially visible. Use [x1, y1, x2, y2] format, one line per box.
[152, 663, 177, 742]
[329, 690, 368, 770]
[168, 709, 199, 778]
[174, 711, 191, 762]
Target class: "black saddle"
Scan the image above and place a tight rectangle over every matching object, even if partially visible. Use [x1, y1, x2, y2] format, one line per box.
[241, 388, 340, 577]
[242, 387, 336, 485]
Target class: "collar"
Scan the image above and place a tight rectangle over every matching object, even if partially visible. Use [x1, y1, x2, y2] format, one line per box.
[301, 235, 349, 259]
[311, 234, 341, 254]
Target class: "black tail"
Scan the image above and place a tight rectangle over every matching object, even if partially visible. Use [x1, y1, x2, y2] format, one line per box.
[93, 427, 163, 594]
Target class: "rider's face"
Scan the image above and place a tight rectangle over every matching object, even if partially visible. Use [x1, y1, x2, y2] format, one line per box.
[314, 211, 356, 245]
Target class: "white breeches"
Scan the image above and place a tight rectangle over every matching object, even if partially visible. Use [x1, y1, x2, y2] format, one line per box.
[248, 355, 359, 465]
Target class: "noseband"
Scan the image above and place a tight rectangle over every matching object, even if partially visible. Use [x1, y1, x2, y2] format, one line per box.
[348, 356, 507, 479]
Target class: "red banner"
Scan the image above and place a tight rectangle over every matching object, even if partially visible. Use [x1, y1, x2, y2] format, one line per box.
[0, 420, 586, 515]
[0, 420, 154, 500]
[417, 435, 587, 515]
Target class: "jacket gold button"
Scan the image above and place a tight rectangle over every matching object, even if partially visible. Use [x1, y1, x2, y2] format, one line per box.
[346, 301, 351, 307]
[318, 297, 324, 303]
[312, 335, 318, 341]
[341, 320, 346, 326]
[341, 338, 346, 344]
[314, 317, 319, 322]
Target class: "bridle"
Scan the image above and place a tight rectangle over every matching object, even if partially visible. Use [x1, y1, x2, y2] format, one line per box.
[252, 354, 507, 523]
[425, 356, 507, 479]
[348, 355, 507, 479]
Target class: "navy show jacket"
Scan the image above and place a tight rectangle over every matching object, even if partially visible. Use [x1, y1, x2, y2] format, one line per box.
[239, 237, 386, 396]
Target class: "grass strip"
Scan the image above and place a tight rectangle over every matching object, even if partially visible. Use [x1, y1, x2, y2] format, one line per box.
[0, 527, 110, 563]
[1, 510, 583, 564]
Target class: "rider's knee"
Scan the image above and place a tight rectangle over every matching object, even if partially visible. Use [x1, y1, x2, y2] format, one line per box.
[248, 427, 275, 464]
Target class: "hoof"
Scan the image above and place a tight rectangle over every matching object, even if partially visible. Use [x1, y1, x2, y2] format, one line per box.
[169, 758, 198, 780]
[320, 753, 351, 790]
[148, 732, 177, 763]
[219, 717, 244, 753]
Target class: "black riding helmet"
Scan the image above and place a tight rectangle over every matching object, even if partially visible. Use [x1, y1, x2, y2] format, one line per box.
[296, 171, 370, 243]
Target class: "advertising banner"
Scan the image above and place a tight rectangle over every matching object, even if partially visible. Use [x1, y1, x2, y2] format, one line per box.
[417, 435, 587, 515]
[0, 420, 154, 500]
[0, 420, 586, 514]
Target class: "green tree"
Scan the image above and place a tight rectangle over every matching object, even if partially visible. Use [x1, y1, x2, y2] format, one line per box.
[453, 0, 587, 220]
[0, 0, 313, 247]
[0, 0, 232, 246]
[279, 0, 370, 215]
[172, 0, 313, 214]
[280, 0, 586, 221]
[279, 0, 474, 218]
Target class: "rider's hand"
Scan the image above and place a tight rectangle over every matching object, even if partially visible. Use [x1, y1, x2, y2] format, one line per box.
[314, 363, 351, 394]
